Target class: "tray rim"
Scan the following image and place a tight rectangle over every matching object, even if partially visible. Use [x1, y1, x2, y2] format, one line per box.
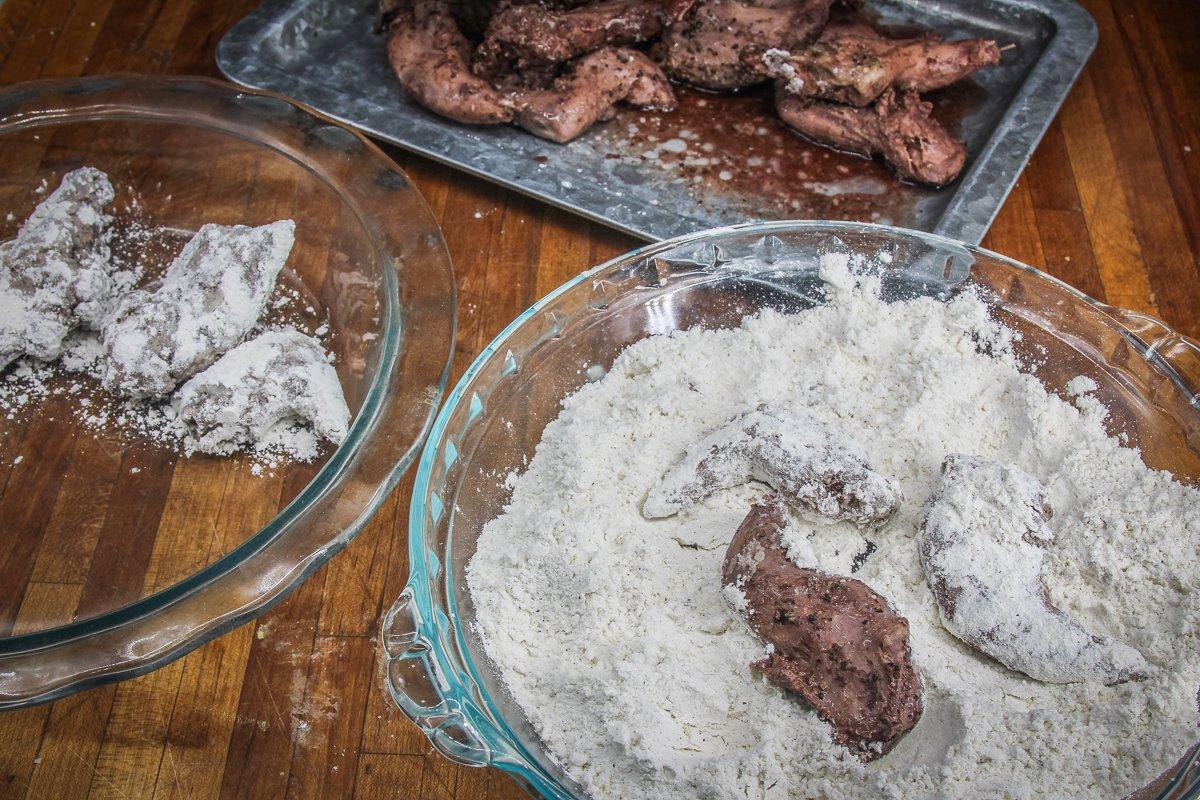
[216, 0, 1098, 245]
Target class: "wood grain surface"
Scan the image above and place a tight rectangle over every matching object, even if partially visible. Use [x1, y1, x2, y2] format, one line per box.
[0, 0, 1197, 798]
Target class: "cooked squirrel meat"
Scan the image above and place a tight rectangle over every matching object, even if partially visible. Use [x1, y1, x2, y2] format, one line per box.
[751, 22, 1001, 106]
[474, 0, 694, 77]
[656, 0, 834, 90]
[775, 88, 967, 185]
[509, 47, 676, 142]
[383, 0, 514, 124]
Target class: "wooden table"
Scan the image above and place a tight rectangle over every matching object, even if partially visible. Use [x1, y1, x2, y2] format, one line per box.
[0, 1, 1197, 798]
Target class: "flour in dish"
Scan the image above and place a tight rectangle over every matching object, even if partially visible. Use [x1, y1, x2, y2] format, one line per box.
[468, 255, 1200, 800]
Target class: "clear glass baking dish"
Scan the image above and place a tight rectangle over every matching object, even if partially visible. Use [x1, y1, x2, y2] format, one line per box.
[0, 75, 455, 707]
[385, 221, 1200, 799]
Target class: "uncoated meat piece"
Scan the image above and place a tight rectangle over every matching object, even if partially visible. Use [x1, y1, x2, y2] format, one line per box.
[383, 0, 514, 125]
[722, 495, 923, 758]
[655, 0, 835, 90]
[775, 88, 967, 185]
[101, 220, 295, 399]
[474, 0, 688, 76]
[510, 47, 677, 143]
[751, 22, 1001, 107]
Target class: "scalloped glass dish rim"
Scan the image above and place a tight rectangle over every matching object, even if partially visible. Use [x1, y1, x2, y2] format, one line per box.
[402, 220, 1200, 799]
[0, 75, 453, 656]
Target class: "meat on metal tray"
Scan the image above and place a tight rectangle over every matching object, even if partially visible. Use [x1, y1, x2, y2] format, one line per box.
[216, 0, 1097, 244]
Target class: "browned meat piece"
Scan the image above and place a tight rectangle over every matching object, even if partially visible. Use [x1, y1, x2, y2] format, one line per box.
[378, 0, 406, 29]
[750, 22, 1001, 106]
[486, 63, 562, 94]
[656, 0, 834, 91]
[475, 0, 693, 77]
[379, 0, 546, 39]
[723, 496, 923, 758]
[384, 0, 514, 125]
[509, 48, 676, 142]
[776, 88, 966, 185]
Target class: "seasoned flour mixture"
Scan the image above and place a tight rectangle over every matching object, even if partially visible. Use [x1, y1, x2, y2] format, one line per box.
[468, 256, 1200, 800]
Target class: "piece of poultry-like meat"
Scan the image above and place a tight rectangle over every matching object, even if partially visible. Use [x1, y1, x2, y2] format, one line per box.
[656, 0, 834, 91]
[384, 0, 514, 124]
[776, 87, 966, 185]
[509, 47, 676, 142]
[642, 405, 902, 526]
[377, 0, 512, 42]
[918, 455, 1150, 685]
[475, 0, 695, 77]
[723, 496, 923, 758]
[751, 22, 1001, 106]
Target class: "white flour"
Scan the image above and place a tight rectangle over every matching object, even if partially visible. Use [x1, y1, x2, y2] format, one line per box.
[468, 256, 1200, 800]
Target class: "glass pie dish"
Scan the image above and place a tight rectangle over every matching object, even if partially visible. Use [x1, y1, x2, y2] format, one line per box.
[385, 221, 1200, 799]
[0, 75, 455, 707]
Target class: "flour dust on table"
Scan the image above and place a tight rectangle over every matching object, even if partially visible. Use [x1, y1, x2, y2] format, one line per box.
[468, 254, 1200, 800]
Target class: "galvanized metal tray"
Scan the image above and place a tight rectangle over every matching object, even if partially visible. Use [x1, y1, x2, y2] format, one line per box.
[217, 0, 1096, 244]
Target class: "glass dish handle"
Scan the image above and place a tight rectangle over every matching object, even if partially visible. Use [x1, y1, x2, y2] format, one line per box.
[1096, 303, 1200, 402]
[381, 587, 493, 767]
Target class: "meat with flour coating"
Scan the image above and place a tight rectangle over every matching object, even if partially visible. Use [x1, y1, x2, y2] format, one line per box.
[643, 404, 902, 525]
[0, 167, 116, 370]
[101, 220, 295, 399]
[918, 453, 1150, 685]
[175, 328, 350, 455]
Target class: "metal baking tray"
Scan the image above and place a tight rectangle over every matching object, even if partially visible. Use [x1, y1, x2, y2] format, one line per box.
[217, 0, 1096, 244]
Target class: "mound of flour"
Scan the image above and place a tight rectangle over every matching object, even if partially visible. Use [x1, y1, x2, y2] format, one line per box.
[468, 255, 1200, 800]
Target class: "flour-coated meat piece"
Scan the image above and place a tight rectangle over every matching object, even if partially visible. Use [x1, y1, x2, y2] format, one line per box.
[918, 454, 1150, 685]
[643, 404, 902, 525]
[0, 167, 116, 370]
[175, 328, 350, 455]
[101, 220, 294, 398]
